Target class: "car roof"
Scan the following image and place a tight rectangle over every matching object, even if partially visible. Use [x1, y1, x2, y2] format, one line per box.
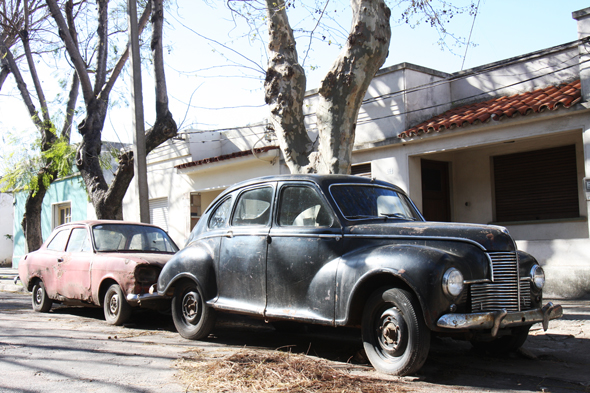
[54, 220, 162, 230]
[221, 174, 403, 195]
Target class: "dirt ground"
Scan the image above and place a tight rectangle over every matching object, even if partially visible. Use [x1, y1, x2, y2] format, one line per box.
[0, 291, 589, 392]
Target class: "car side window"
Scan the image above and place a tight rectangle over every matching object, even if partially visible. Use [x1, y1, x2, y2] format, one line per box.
[232, 187, 273, 226]
[278, 186, 334, 227]
[209, 197, 232, 230]
[66, 228, 92, 252]
[46, 229, 71, 251]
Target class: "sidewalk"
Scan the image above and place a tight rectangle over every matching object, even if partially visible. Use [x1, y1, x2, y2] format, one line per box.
[0, 267, 25, 293]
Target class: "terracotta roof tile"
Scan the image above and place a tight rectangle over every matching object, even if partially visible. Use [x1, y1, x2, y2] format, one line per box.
[175, 145, 279, 170]
[398, 80, 581, 138]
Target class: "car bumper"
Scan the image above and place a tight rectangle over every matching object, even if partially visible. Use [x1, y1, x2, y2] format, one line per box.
[436, 302, 563, 337]
[126, 285, 168, 308]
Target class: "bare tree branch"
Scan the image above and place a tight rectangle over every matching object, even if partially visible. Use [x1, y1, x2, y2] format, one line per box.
[45, 0, 93, 103]
[0, 36, 44, 131]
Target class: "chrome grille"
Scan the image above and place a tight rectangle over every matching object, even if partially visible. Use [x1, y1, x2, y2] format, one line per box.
[471, 252, 528, 312]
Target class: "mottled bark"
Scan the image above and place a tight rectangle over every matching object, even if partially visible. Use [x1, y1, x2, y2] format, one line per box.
[264, 0, 311, 174]
[315, 0, 391, 174]
[264, 0, 391, 174]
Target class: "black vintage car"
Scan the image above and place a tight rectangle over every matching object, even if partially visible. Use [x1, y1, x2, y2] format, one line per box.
[157, 174, 562, 376]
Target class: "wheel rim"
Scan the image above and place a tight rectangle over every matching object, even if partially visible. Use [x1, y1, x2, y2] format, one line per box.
[376, 307, 408, 358]
[34, 287, 43, 305]
[181, 290, 201, 325]
[108, 292, 120, 316]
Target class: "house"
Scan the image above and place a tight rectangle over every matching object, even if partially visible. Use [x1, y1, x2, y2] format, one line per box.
[11, 174, 91, 264]
[122, 7, 590, 298]
[11, 142, 126, 265]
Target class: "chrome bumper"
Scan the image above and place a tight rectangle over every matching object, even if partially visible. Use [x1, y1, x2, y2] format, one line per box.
[437, 302, 563, 337]
[126, 291, 164, 306]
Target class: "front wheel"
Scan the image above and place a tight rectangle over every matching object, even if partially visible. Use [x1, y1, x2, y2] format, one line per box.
[32, 281, 52, 313]
[103, 284, 132, 326]
[362, 287, 430, 376]
[171, 280, 216, 340]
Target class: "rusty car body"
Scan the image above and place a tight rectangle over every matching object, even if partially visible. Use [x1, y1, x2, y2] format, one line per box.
[157, 174, 562, 376]
[19, 220, 179, 325]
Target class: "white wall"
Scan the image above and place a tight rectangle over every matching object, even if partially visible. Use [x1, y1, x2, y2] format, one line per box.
[0, 193, 13, 266]
[450, 45, 579, 106]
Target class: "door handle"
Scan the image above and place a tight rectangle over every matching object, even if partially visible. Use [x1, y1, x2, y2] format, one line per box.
[224, 231, 234, 238]
[57, 257, 64, 263]
[266, 235, 272, 244]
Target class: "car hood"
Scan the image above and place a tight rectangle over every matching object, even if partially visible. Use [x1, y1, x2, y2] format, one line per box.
[346, 221, 515, 252]
[98, 252, 173, 267]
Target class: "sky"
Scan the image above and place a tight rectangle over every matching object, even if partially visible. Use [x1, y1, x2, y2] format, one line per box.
[1, 0, 589, 164]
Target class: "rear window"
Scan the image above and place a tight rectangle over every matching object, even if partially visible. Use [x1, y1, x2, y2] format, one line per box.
[92, 224, 178, 253]
[46, 229, 71, 251]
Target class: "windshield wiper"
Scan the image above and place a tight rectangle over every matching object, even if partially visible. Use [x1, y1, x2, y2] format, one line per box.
[380, 213, 417, 221]
[346, 215, 384, 220]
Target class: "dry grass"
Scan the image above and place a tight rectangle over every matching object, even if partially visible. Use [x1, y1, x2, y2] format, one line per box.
[176, 349, 405, 393]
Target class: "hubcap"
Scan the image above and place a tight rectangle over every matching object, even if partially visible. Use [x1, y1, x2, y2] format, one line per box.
[35, 287, 43, 304]
[109, 293, 119, 315]
[182, 291, 200, 324]
[377, 307, 408, 357]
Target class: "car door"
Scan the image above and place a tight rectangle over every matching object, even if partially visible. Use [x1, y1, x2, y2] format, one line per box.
[215, 184, 275, 315]
[265, 182, 343, 324]
[29, 227, 73, 298]
[56, 226, 93, 302]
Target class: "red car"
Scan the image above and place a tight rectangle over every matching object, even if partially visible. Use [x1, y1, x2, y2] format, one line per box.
[18, 220, 179, 325]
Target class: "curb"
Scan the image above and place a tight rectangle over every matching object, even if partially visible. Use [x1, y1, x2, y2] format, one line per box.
[0, 272, 26, 293]
[0, 283, 25, 293]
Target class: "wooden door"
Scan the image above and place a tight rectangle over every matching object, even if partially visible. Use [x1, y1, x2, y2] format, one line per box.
[421, 159, 451, 222]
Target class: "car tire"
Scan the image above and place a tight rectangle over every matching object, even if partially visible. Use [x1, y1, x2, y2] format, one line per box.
[362, 287, 430, 376]
[103, 284, 131, 326]
[471, 325, 531, 354]
[32, 281, 53, 313]
[171, 280, 216, 340]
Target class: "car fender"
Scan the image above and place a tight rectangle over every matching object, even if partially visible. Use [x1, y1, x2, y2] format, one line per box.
[335, 243, 487, 329]
[157, 240, 218, 301]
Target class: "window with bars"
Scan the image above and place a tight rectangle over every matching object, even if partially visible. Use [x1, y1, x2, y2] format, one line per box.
[493, 145, 579, 222]
[351, 163, 371, 177]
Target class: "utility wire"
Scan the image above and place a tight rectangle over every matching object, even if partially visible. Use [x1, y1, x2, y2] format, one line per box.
[461, 0, 481, 71]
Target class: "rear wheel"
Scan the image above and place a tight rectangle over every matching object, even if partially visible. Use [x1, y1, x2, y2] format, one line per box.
[362, 287, 430, 376]
[471, 325, 531, 353]
[32, 281, 52, 313]
[171, 280, 216, 340]
[104, 284, 131, 326]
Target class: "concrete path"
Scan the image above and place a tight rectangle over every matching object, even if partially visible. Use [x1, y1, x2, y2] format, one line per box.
[0, 267, 23, 293]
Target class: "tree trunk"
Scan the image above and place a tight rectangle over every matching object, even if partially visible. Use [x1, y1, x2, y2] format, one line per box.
[73, 0, 176, 220]
[315, 0, 391, 174]
[76, 97, 116, 219]
[264, 0, 311, 174]
[264, 0, 391, 175]
[0, 33, 62, 252]
[22, 166, 56, 251]
[0, 57, 10, 91]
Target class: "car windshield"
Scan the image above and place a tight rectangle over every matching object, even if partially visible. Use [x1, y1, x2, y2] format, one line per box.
[330, 184, 422, 221]
[92, 224, 179, 253]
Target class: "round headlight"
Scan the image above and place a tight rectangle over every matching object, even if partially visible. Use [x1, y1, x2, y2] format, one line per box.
[531, 265, 545, 290]
[442, 268, 464, 297]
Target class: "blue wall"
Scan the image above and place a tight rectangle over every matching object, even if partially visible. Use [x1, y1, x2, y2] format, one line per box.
[12, 176, 88, 267]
